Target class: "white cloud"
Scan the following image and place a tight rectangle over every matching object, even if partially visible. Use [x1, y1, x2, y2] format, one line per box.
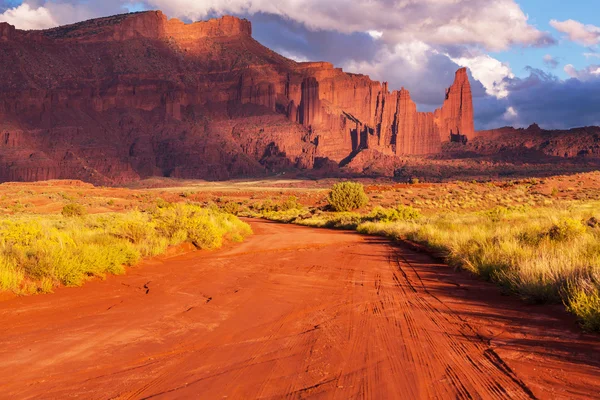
[564, 63, 600, 81]
[146, 0, 551, 51]
[503, 106, 518, 121]
[343, 40, 431, 80]
[0, 4, 57, 30]
[367, 30, 383, 40]
[448, 54, 514, 98]
[543, 54, 559, 68]
[277, 49, 309, 62]
[584, 52, 600, 59]
[550, 19, 600, 46]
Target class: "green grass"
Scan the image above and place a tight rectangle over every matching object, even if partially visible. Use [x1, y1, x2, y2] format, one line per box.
[0, 203, 252, 295]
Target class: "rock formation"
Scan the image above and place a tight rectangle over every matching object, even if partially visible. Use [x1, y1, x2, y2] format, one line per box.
[435, 68, 475, 142]
[0, 11, 475, 184]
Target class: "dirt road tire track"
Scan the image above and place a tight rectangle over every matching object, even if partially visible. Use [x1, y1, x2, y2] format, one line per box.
[0, 220, 598, 399]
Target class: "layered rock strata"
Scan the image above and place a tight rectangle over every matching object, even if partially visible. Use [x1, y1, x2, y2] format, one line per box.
[0, 11, 475, 183]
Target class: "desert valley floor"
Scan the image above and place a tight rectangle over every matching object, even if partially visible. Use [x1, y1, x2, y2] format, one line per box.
[0, 219, 598, 399]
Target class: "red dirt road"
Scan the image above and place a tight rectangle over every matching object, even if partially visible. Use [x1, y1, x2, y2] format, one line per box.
[0, 220, 599, 399]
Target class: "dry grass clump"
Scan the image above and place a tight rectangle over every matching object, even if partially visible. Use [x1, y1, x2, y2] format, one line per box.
[0, 203, 251, 294]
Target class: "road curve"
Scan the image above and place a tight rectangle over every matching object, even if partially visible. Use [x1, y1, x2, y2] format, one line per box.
[0, 220, 599, 399]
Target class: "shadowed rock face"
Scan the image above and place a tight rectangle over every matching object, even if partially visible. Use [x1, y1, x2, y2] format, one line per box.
[0, 11, 474, 184]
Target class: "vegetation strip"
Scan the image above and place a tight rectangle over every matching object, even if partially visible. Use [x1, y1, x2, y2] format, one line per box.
[0, 203, 251, 295]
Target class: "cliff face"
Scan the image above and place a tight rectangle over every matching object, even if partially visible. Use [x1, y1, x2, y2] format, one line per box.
[0, 11, 475, 184]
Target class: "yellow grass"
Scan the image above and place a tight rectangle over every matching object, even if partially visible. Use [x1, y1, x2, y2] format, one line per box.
[0, 203, 252, 294]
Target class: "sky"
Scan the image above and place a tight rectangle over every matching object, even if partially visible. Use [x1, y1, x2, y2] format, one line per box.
[1, 0, 599, 130]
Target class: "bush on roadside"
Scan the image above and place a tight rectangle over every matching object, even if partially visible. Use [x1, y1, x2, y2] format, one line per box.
[367, 205, 422, 223]
[565, 281, 600, 332]
[328, 182, 369, 212]
[222, 201, 241, 215]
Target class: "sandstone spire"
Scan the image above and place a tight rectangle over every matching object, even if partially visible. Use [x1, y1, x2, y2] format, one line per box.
[434, 67, 475, 141]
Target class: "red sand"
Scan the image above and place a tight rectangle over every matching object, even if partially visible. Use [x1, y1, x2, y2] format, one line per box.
[0, 220, 598, 399]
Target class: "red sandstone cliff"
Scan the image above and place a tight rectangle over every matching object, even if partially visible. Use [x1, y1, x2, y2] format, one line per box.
[0, 11, 475, 183]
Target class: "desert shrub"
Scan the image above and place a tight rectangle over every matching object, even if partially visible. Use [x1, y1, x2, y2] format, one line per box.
[565, 281, 600, 332]
[107, 211, 155, 244]
[367, 205, 422, 223]
[254, 199, 275, 213]
[324, 212, 363, 229]
[279, 196, 301, 211]
[519, 217, 587, 245]
[262, 208, 306, 223]
[186, 218, 223, 249]
[222, 201, 241, 215]
[154, 203, 252, 249]
[482, 206, 510, 222]
[410, 178, 420, 184]
[328, 182, 369, 212]
[0, 257, 22, 291]
[62, 203, 87, 217]
[155, 198, 172, 209]
[546, 218, 586, 242]
[0, 204, 251, 294]
[295, 212, 364, 230]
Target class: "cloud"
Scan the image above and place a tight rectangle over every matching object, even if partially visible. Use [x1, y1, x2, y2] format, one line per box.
[249, 12, 379, 67]
[448, 53, 514, 98]
[367, 30, 383, 40]
[146, 0, 553, 52]
[550, 19, 600, 46]
[564, 63, 600, 81]
[0, 0, 134, 29]
[584, 52, 600, 59]
[543, 54, 559, 69]
[475, 68, 600, 130]
[0, 3, 56, 29]
[503, 106, 518, 121]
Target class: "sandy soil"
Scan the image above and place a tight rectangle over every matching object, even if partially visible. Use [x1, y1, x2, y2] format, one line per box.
[0, 220, 598, 399]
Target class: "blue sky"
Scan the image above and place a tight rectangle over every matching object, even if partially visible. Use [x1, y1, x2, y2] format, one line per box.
[1, 0, 599, 130]
[496, 0, 597, 79]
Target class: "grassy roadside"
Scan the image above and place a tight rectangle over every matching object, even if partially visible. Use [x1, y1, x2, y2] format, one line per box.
[243, 200, 600, 332]
[0, 202, 251, 295]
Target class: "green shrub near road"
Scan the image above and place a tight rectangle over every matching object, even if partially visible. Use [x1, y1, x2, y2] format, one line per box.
[0, 203, 252, 294]
[328, 182, 369, 212]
